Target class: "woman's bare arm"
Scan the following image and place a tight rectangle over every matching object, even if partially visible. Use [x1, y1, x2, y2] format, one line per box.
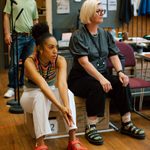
[56, 55, 69, 107]
[24, 57, 63, 111]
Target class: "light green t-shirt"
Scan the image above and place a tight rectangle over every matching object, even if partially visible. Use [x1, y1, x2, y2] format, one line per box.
[4, 0, 39, 33]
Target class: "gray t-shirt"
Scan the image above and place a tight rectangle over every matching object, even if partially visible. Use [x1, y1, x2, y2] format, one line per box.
[69, 25, 119, 79]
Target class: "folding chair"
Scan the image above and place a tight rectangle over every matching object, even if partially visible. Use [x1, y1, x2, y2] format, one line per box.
[115, 41, 150, 120]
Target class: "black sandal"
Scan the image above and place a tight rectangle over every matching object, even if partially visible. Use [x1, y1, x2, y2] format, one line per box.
[120, 121, 145, 139]
[85, 124, 103, 145]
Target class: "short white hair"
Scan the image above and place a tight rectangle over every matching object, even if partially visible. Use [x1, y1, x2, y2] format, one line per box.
[80, 0, 101, 24]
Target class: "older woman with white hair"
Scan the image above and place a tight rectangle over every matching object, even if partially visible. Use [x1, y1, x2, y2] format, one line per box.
[68, 0, 145, 146]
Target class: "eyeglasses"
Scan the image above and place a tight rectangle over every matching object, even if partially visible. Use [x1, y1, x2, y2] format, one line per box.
[96, 9, 106, 16]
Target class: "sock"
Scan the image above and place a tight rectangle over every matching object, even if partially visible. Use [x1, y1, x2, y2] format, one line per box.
[86, 117, 99, 127]
[122, 112, 131, 123]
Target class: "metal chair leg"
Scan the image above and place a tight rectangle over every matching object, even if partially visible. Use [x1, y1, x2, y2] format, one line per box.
[139, 88, 144, 111]
[133, 95, 150, 121]
[109, 121, 119, 131]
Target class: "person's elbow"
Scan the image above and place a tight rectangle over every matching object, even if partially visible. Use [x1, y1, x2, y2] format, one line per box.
[78, 57, 90, 69]
[80, 61, 91, 71]
[57, 78, 68, 89]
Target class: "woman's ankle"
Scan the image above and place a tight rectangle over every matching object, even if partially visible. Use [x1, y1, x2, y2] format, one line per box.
[122, 112, 131, 123]
[36, 136, 45, 147]
[69, 129, 76, 141]
[87, 116, 99, 126]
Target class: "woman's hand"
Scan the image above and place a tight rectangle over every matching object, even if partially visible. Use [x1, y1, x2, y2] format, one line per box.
[60, 106, 74, 127]
[118, 72, 129, 87]
[99, 76, 112, 93]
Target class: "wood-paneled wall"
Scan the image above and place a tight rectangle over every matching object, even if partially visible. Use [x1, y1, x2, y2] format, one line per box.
[115, 15, 150, 37]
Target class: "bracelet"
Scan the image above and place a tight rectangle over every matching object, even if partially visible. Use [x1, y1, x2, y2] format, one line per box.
[117, 70, 124, 76]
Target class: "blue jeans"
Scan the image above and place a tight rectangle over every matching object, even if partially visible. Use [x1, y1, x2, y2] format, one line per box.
[8, 34, 35, 88]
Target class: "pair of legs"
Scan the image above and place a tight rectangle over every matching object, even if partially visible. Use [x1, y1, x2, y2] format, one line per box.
[68, 72, 145, 145]
[20, 86, 87, 150]
[68, 73, 132, 117]
[4, 35, 35, 98]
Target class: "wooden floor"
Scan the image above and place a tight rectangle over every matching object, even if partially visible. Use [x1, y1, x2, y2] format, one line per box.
[0, 70, 150, 150]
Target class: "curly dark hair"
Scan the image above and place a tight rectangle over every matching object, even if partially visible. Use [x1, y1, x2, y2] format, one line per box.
[31, 22, 52, 45]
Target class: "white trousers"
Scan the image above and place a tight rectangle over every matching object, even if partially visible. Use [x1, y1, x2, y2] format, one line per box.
[20, 86, 77, 139]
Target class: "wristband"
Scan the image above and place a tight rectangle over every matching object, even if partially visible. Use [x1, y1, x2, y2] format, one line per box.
[117, 70, 124, 76]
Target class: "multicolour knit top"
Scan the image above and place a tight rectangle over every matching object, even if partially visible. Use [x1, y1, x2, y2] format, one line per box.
[25, 53, 57, 88]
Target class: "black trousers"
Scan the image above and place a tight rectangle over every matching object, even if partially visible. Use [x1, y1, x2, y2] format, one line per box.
[68, 72, 132, 117]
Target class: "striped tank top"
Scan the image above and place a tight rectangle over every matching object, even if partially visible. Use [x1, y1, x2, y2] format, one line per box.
[25, 53, 57, 88]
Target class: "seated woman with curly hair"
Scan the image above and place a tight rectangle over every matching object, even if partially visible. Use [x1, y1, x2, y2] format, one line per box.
[20, 22, 87, 150]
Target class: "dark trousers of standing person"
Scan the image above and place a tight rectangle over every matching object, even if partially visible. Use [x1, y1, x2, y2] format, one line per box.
[8, 34, 35, 88]
[68, 71, 132, 117]
[4, 34, 35, 98]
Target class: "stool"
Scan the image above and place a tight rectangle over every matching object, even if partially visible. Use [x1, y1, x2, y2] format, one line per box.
[74, 96, 110, 133]
[25, 96, 110, 139]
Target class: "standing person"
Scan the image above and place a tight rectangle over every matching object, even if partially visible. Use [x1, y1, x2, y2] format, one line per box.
[68, 0, 145, 146]
[3, 0, 38, 98]
[20, 22, 87, 150]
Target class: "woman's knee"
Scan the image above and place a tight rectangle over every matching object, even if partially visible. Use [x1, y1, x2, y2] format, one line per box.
[89, 83, 103, 96]
[20, 93, 34, 113]
[68, 90, 74, 101]
[34, 91, 48, 105]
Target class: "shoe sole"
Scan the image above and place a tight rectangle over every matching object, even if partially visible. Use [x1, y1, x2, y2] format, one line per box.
[4, 96, 12, 98]
[85, 135, 104, 145]
[120, 130, 145, 139]
[4, 95, 14, 98]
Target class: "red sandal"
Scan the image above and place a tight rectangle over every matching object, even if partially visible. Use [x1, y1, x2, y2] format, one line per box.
[67, 139, 88, 150]
[35, 145, 48, 150]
